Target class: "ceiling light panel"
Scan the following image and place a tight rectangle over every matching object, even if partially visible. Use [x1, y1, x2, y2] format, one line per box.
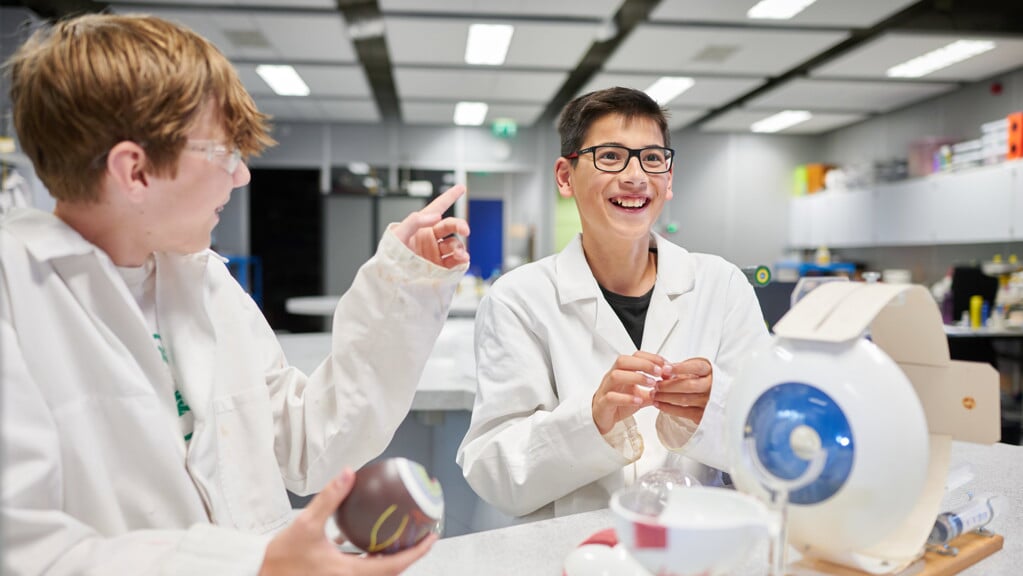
[256, 65, 310, 96]
[454, 102, 489, 126]
[465, 23, 514, 65]
[701, 109, 865, 134]
[402, 102, 543, 126]
[887, 40, 996, 78]
[237, 64, 372, 98]
[386, 18, 597, 70]
[606, 24, 847, 76]
[644, 77, 695, 105]
[746, 78, 957, 113]
[750, 110, 813, 132]
[747, 0, 818, 20]
[379, 0, 622, 20]
[813, 33, 1023, 82]
[579, 74, 764, 108]
[649, 0, 920, 28]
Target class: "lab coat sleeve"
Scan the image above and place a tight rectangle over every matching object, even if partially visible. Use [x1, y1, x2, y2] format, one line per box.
[457, 292, 633, 517]
[0, 281, 270, 575]
[656, 264, 770, 471]
[260, 226, 466, 494]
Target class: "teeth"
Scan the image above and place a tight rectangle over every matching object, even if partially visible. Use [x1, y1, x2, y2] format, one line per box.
[612, 197, 647, 208]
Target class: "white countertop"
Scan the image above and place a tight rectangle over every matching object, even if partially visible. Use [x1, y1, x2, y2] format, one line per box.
[277, 318, 477, 411]
[286, 295, 478, 318]
[405, 441, 1023, 576]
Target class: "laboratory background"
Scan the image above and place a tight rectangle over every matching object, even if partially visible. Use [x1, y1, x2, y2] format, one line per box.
[2, 0, 1023, 567]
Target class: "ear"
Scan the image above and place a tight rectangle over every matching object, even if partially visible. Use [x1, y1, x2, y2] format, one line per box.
[105, 141, 150, 202]
[554, 157, 575, 199]
[665, 166, 674, 201]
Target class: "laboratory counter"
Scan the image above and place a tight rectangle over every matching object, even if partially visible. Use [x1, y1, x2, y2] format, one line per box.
[404, 441, 1023, 576]
[277, 318, 477, 411]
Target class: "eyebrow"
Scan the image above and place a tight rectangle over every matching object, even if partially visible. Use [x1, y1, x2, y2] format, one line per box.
[590, 142, 665, 148]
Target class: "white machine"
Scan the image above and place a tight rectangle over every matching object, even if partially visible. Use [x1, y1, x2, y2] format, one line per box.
[727, 282, 1001, 574]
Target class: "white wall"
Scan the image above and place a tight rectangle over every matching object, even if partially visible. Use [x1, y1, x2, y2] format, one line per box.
[663, 130, 822, 268]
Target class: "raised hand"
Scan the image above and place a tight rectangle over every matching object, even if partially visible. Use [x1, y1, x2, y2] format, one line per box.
[591, 351, 669, 434]
[391, 185, 470, 269]
[259, 469, 437, 576]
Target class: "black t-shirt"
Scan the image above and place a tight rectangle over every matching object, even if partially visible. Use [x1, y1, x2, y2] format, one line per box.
[599, 284, 654, 349]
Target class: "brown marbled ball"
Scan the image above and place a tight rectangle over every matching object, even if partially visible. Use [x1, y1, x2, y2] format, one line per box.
[334, 457, 445, 554]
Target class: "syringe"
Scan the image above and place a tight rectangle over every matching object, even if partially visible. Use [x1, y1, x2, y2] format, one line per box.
[927, 493, 1001, 545]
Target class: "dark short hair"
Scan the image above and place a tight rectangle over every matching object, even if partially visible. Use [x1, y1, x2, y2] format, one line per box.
[557, 86, 670, 159]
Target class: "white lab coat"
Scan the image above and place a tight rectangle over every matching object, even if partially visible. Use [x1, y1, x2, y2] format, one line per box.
[457, 233, 769, 519]
[0, 208, 465, 575]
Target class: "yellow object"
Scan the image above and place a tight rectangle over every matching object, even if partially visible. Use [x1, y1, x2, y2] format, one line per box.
[970, 295, 984, 329]
[815, 245, 831, 266]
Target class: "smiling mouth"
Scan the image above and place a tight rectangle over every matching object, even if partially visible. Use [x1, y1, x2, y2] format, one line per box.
[609, 197, 650, 210]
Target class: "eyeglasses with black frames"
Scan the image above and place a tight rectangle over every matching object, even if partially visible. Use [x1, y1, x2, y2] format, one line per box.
[566, 145, 675, 174]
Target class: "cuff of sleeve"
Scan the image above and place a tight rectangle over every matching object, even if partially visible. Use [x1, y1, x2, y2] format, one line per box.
[601, 416, 644, 464]
[166, 524, 272, 576]
[563, 395, 638, 469]
[656, 361, 730, 472]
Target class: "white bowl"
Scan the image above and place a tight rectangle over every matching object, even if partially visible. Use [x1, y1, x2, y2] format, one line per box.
[610, 486, 771, 576]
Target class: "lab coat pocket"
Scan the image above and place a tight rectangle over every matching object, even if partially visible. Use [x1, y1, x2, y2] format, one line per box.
[213, 386, 291, 533]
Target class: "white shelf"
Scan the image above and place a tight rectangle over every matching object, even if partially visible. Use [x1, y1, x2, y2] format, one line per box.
[789, 159, 1023, 248]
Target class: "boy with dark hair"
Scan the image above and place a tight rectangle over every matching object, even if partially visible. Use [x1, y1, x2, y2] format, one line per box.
[458, 87, 768, 521]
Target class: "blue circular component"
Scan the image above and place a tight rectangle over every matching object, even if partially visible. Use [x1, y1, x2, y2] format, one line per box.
[745, 382, 854, 505]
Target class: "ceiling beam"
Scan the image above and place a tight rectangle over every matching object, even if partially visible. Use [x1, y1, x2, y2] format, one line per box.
[335, 0, 400, 122]
[535, 0, 663, 126]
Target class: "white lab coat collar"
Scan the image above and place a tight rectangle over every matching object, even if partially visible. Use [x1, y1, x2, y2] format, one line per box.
[4, 208, 222, 443]
[554, 232, 697, 355]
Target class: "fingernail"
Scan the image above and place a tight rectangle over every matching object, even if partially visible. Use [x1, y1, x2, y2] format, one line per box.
[652, 365, 661, 377]
[633, 396, 643, 405]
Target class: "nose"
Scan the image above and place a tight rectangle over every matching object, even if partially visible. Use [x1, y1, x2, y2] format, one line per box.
[619, 154, 648, 184]
[233, 161, 251, 187]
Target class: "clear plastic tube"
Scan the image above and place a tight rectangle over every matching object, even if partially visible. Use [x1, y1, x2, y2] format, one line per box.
[927, 494, 999, 545]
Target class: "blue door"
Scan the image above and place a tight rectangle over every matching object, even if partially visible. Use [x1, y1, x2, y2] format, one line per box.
[468, 199, 503, 279]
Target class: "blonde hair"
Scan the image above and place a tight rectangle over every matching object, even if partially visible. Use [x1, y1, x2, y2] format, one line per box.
[6, 13, 275, 202]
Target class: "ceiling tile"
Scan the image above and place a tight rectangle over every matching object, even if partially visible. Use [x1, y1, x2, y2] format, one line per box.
[579, 73, 764, 107]
[746, 78, 957, 113]
[666, 108, 709, 132]
[236, 64, 371, 97]
[108, 7, 355, 63]
[317, 100, 381, 123]
[651, 0, 920, 28]
[387, 17, 597, 70]
[700, 109, 866, 134]
[379, 0, 623, 20]
[813, 32, 1023, 82]
[605, 24, 848, 76]
[249, 12, 355, 63]
[255, 98, 379, 123]
[394, 68, 567, 102]
[402, 102, 543, 126]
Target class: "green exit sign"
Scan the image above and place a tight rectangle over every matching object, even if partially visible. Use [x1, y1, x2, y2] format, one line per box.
[491, 118, 518, 139]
